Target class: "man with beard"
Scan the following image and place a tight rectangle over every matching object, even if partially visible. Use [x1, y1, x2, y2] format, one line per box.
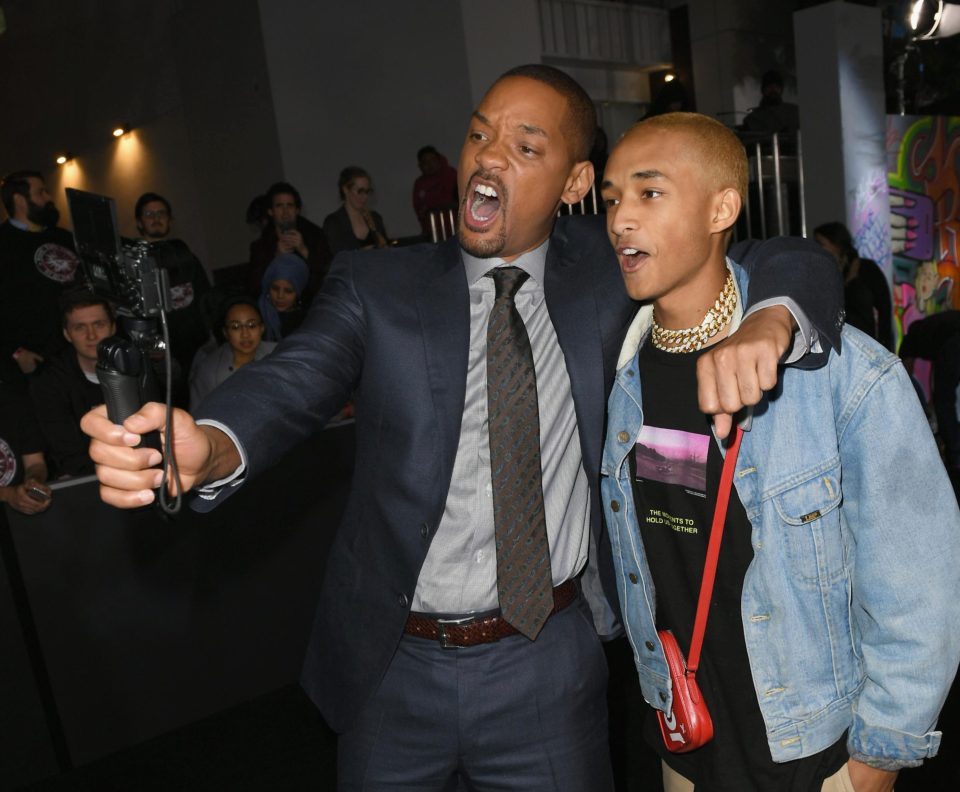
[134, 192, 213, 404]
[81, 65, 843, 790]
[0, 171, 81, 383]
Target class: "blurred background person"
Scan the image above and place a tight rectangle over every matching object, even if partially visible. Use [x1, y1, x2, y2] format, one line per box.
[248, 181, 331, 304]
[323, 166, 389, 255]
[28, 289, 113, 478]
[814, 221, 893, 350]
[189, 297, 276, 410]
[0, 380, 52, 515]
[133, 192, 213, 393]
[0, 170, 82, 384]
[412, 145, 458, 238]
[742, 69, 800, 137]
[258, 254, 308, 342]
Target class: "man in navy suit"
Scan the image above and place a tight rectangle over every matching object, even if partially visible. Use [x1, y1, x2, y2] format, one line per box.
[83, 65, 841, 790]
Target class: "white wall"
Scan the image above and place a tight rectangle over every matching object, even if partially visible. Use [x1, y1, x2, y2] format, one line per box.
[795, 1, 890, 260]
[258, 0, 475, 239]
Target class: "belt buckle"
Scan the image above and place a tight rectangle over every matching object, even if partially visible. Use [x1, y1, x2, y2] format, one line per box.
[436, 615, 475, 649]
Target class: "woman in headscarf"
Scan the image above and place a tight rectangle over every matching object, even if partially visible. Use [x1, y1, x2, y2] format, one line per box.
[258, 253, 309, 341]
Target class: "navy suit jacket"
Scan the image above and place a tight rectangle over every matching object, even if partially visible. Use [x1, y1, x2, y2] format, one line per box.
[196, 214, 842, 732]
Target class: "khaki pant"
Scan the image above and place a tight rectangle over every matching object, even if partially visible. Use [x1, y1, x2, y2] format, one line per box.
[661, 758, 885, 791]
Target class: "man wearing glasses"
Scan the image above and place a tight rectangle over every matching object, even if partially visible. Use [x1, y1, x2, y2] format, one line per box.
[134, 192, 212, 403]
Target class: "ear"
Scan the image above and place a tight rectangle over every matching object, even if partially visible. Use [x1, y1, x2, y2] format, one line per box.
[12, 192, 28, 216]
[560, 160, 595, 207]
[63, 326, 71, 343]
[710, 188, 741, 233]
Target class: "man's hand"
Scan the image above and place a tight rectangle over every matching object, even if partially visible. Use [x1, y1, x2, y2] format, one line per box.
[277, 229, 307, 258]
[15, 348, 44, 374]
[697, 305, 795, 439]
[80, 402, 238, 509]
[846, 758, 898, 792]
[0, 480, 52, 515]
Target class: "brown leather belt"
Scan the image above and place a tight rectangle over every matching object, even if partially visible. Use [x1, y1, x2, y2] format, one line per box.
[403, 579, 579, 648]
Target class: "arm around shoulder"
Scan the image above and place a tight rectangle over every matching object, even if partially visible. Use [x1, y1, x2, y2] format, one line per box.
[730, 236, 844, 364]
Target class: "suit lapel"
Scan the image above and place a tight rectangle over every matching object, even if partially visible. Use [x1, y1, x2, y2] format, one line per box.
[416, 238, 471, 483]
[544, 225, 606, 477]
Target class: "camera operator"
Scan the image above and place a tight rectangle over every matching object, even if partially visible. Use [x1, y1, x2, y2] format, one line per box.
[134, 193, 213, 405]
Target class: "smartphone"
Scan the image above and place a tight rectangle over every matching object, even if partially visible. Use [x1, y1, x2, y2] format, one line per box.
[27, 486, 51, 502]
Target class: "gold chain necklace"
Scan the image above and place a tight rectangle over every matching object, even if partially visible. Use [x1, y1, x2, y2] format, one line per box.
[651, 273, 737, 353]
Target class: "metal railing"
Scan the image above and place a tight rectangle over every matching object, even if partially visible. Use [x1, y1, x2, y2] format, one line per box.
[538, 0, 670, 68]
[737, 130, 806, 240]
[431, 131, 805, 244]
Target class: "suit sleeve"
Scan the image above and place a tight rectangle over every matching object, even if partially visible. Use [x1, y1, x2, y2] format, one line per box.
[194, 253, 365, 483]
[730, 236, 844, 369]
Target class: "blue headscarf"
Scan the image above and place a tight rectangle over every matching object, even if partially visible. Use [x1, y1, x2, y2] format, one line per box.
[259, 254, 309, 341]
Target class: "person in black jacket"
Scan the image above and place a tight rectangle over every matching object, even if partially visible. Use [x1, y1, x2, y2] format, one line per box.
[247, 181, 332, 305]
[0, 170, 82, 383]
[814, 221, 894, 351]
[29, 290, 114, 478]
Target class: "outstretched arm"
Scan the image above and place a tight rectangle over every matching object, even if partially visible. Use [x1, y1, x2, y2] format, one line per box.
[700, 237, 844, 437]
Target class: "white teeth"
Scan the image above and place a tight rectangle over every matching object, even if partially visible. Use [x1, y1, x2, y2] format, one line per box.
[622, 248, 639, 255]
[474, 183, 498, 198]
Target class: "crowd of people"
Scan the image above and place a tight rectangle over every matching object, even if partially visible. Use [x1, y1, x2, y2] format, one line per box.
[0, 150, 460, 506]
[3, 61, 959, 792]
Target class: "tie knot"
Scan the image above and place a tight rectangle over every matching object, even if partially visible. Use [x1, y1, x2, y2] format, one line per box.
[488, 266, 529, 301]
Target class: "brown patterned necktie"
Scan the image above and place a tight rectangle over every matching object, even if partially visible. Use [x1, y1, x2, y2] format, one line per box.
[486, 266, 553, 640]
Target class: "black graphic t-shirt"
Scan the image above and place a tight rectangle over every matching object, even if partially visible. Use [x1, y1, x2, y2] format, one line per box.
[631, 340, 846, 791]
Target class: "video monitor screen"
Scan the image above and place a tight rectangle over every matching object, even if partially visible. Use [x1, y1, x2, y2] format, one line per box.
[66, 188, 127, 299]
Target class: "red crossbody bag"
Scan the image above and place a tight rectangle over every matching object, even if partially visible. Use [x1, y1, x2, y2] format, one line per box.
[656, 425, 744, 753]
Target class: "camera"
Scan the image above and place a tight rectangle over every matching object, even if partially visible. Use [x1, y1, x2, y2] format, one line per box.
[66, 188, 171, 318]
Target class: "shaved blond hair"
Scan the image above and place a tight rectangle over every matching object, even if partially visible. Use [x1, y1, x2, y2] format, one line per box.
[631, 112, 748, 201]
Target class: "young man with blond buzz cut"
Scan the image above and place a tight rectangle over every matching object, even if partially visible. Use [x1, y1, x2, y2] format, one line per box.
[600, 112, 960, 792]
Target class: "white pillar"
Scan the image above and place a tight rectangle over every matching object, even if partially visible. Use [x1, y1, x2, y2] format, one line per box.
[794, 1, 891, 270]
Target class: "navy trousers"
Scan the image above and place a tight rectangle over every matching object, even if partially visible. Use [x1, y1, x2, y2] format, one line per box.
[337, 595, 613, 791]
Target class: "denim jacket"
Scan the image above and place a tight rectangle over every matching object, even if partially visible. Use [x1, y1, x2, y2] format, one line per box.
[600, 260, 960, 769]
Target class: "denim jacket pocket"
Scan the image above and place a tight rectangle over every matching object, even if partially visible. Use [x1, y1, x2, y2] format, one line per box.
[771, 463, 844, 585]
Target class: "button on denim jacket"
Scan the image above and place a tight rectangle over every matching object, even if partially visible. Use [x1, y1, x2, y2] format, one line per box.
[600, 260, 960, 768]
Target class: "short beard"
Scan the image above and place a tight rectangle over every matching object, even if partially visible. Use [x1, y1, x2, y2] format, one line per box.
[460, 220, 507, 258]
[457, 199, 508, 259]
[27, 200, 60, 228]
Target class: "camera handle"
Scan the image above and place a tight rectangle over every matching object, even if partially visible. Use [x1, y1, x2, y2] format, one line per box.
[96, 333, 162, 453]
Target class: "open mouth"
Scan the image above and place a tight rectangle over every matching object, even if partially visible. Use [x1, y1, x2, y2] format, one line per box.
[463, 178, 503, 231]
[617, 245, 650, 271]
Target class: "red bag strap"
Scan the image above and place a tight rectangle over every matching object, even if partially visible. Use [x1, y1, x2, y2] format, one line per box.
[686, 424, 743, 674]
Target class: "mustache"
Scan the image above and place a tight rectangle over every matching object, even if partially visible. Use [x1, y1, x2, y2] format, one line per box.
[465, 169, 508, 204]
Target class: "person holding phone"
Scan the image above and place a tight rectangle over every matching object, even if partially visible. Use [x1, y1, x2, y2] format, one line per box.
[0, 381, 51, 515]
[246, 181, 332, 305]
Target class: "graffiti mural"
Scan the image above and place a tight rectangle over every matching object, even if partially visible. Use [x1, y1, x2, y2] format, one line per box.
[886, 115, 960, 399]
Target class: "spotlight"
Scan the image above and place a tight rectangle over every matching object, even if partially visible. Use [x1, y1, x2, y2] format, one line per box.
[908, 0, 960, 39]
[55, 153, 73, 165]
[664, 73, 676, 83]
[112, 123, 130, 138]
